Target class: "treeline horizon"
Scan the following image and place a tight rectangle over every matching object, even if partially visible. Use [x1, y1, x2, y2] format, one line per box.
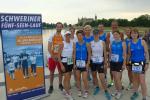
[42, 14, 150, 29]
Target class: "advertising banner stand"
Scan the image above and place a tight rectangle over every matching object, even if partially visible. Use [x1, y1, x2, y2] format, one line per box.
[0, 13, 47, 100]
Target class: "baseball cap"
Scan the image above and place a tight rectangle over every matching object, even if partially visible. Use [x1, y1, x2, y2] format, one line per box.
[64, 31, 71, 36]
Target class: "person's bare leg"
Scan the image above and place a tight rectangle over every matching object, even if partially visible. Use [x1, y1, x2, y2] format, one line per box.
[50, 71, 54, 86]
[63, 72, 71, 94]
[76, 70, 81, 90]
[82, 71, 89, 91]
[73, 69, 77, 85]
[92, 71, 99, 87]
[116, 72, 122, 92]
[139, 74, 147, 99]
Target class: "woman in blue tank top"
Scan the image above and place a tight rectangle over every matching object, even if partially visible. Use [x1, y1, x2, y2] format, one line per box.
[73, 30, 91, 98]
[83, 25, 93, 85]
[110, 31, 126, 99]
[128, 28, 149, 100]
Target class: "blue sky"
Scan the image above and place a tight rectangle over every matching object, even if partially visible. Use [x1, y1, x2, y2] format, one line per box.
[0, 0, 150, 24]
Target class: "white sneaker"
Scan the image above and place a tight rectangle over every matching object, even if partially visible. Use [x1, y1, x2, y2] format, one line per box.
[62, 89, 67, 95]
[78, 90, 82, 97]
[111, 92, 117, 97]
[66, 94, 74, 100]
[115, 92, 122, 100]
[83, 92, 88, 98]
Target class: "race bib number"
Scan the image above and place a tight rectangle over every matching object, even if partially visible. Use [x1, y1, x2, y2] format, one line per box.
[132, 65, 142, 73]
[111, 54, 119, 62]
[62, 58, 67, 62]
[67, 57, 73, 65]
[76, 60, 86, 68]
[92, 56, 103, 64]
[53, 45, 59, 53]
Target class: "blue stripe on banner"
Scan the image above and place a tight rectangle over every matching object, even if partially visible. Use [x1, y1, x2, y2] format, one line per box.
[7, 87, 45, 100]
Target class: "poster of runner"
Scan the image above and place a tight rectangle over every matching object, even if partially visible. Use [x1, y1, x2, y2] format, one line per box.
[0, 13, 46, 100]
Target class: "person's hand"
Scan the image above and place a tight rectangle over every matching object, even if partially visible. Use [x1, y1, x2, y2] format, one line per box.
[60, 63, 65, 72]
[122, 64, 126, 70]
[51, 54, 56, 60]
[86, 63, 90, 70]
[104, 61, 108, 68]
[107, 62, 110, 68]
[73, 64, 77, 70]
[145, 64, 149, 71]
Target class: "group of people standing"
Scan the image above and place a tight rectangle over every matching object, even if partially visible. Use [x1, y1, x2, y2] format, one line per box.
[4, 50, 37, 80]
[47, 21, 149, 100]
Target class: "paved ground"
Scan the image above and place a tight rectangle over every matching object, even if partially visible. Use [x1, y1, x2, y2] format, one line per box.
[0, 67, 150, 100]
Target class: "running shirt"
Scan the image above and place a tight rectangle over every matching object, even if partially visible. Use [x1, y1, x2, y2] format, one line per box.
[6, 57, 11, 65]
[20, 53, 29, 67]
[83, 36, 94, 43]
[8, 62, 15, 71]
[99, 32, 107, 42]
[76, 42, 87, 60]
[91, 40, 104, 63]
[111, 40, 124, 62]
[48, 33, 63, 55]
[76, 42, 87, 68]
[61, 41, 73, 64]
[130, 39, 145, 62]
[12, 56, 18, 63]
[30, 56, 36, 64]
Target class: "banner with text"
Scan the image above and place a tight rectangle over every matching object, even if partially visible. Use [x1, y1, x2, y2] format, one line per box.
[0, 13, 45, 100]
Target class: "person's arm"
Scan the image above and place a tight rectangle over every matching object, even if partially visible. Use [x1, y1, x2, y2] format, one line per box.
[48, 42, 54, 59]
[127, 43, 131, 62]
[106, 32, 110, 52]
[142, 40, 149, 71]
[58, 43, 65, 72]
[103, 41, 107, 69]
[48, 35, 55, 59]
[109, 42, 112, 62]
[73, 43, 76, 69]
[58, 43, 64, 61]
[86, 43, 91, 69]
[122, 41, 127, 69]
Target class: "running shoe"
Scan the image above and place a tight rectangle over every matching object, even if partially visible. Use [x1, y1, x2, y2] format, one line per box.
[93, 87, 100, 95]
[115, 92, 122, 100]
[105, 91, 112, 100]
[130, 92, 139, 100]
[83, 91, 88, 98]
[78, 90, 82, 97]
[59, 84, 64, 91]
[48, 86, 53, 94]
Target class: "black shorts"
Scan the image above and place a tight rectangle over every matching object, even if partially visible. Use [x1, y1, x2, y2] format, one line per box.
[131, 61, 145, 74]
[110, 62, 123, 72]
[62, 63, 73, 73]
[76, 67, 87, 72]
[91, 62, 104, 73]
